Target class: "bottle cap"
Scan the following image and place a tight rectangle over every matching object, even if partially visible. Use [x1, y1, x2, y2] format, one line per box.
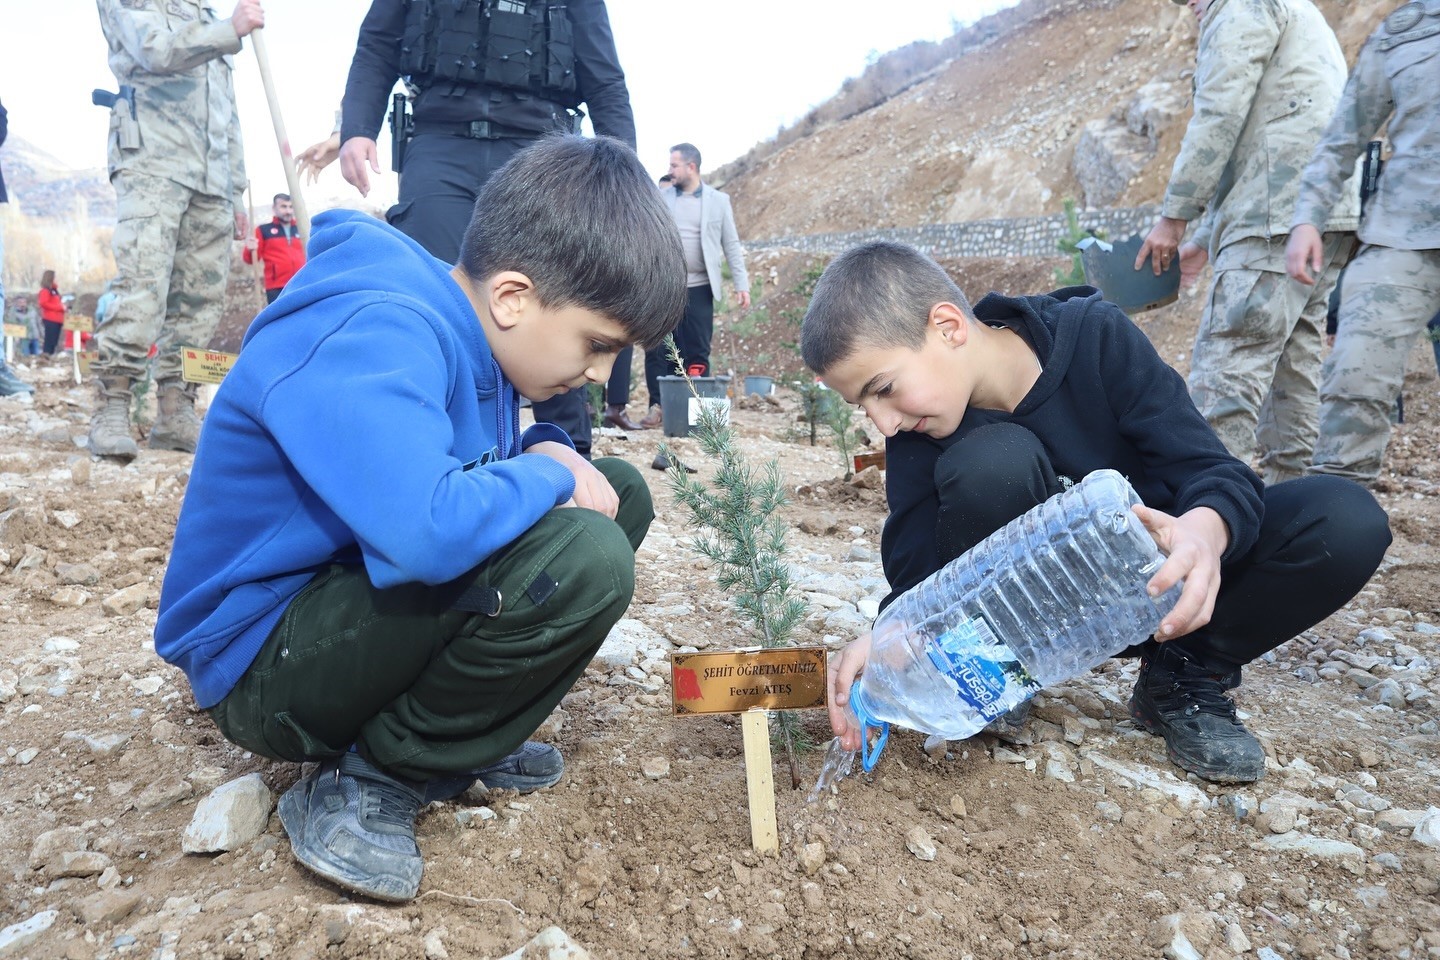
[849, 686, 890, 772]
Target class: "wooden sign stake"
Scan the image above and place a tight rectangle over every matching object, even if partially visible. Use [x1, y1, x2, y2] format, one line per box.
[741, 709, 778, 854]
[670, 646, 826, 856]
[62, 315, 94, 386]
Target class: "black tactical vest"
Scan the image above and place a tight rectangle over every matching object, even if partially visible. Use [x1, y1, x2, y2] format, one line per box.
[398, 0, 578, 103]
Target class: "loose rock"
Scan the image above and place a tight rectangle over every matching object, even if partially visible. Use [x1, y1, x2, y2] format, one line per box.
[905, 826, 937, 861]
[183, 773, 274, 853]
[498, 926, 590, 960]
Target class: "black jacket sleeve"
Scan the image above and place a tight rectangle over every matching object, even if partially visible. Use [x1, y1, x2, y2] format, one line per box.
[340, 0, 404, 144]
[877, 430, 943, 612]
[571, 0, 635, 148]
[1096, 303, 1264, 562]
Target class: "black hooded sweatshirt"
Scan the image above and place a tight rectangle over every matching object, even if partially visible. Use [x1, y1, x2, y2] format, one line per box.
[879, 286, 1264, 610]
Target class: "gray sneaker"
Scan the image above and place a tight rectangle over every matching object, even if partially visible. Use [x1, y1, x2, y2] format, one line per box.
[422, 741, 565, 803]
[278, 754, 425, 902]
[0, 364, 34, 396]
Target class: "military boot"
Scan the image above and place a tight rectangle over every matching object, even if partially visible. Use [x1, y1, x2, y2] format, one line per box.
[88, 377, 139, 461]
[149, 381, 202, 453]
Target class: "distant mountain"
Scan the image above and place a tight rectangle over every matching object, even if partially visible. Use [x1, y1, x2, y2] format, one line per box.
[1, 137, 116, 295]
[2, 136, 114, 224]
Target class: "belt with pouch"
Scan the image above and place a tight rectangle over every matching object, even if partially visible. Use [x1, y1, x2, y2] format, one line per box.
[411, 119, 539, 140]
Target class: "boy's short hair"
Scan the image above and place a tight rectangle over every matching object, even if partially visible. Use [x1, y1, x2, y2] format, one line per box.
[801, 241, 973, 374]
[458, 135, 685, 350]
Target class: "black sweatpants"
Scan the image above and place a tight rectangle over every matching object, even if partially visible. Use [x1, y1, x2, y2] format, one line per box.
[645, 284, 714, 407]
[386, 132, 637, 458]
[930, 423, 1391, 673]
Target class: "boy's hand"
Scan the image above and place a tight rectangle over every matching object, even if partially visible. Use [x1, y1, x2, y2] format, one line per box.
[525, 441, 619, 518]
[1131, 504, 1229, 640]
[827, 634, 872, 751]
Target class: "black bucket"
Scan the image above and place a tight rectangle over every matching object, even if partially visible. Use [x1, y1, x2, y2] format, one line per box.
[1079, 234, 1181, 314]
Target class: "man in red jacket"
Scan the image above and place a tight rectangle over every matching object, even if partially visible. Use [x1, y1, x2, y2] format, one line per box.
[243, 193, 306, 303]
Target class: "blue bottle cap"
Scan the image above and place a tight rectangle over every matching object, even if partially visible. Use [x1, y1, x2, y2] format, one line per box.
[849, 685, 890, 772]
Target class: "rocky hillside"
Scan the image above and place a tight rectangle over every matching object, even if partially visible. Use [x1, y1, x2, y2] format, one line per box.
[718, 0, 1391, 240]
[0, 137, 116, 294]
[1, 137, 114, 225]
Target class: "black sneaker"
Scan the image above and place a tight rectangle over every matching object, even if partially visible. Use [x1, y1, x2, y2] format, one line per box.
[1129, 645, 1265, 783]
[278, 753, 425, 902]
[982, 700, 1034, 744]
[422, 741, 565, 803]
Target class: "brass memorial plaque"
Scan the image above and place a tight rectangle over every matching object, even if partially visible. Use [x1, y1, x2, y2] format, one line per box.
[181, 347, 238, 385]
[671, 646, 828, 716]
[63, 314, 94, 333]
[2, 323, 27, 339]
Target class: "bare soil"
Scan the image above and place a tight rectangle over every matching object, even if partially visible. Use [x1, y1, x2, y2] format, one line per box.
[2, 278, 1438, 958]
[4, 0, 1440, 955]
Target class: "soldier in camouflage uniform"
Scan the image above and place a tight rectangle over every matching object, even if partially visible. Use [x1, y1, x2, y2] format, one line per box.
[1136, 0, 1358, 485]
[1287, 0, 1440, 482]
[91, 0, 265, 460]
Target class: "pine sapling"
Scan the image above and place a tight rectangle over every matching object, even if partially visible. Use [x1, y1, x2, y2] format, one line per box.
[659, 338, 812, 787]
[822, 392, 861, 480]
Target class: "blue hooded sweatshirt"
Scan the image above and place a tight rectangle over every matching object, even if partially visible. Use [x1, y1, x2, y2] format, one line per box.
[156, 209, 578, 708]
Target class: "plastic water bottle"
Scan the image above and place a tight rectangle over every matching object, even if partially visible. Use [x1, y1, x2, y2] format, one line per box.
[845, 468, 1182, 773]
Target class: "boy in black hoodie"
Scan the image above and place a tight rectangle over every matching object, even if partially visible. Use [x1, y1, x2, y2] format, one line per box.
[801, 241, 1390, 783]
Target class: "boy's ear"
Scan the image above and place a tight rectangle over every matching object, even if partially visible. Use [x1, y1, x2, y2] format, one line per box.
[487, 271, 538, 331]
[929, 301, 970, 347]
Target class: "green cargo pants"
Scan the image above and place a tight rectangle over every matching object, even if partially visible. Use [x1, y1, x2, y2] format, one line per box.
[207, 457, 652, 783]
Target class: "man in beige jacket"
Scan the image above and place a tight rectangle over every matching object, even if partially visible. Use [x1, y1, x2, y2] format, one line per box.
[1136, 0, 1358, 484]
[639, 142, 750, 432]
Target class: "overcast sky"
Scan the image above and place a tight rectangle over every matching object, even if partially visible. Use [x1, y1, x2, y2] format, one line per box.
[0, 0, 1016, 212]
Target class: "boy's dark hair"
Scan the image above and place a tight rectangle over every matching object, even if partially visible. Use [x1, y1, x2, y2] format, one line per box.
[670, 142, 701, 170]
[801, 241, 973, 374]
[458, 135, 685, 349]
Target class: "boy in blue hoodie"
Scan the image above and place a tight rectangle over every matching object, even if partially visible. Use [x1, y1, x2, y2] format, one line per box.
[155, 136, 685, 902]
[801, 242, 1390, 785]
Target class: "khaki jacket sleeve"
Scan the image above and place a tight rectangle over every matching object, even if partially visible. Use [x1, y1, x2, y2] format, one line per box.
[1291, 38, 1391, 230]
[98, 0, 242, 74]
[719, 194, 748, 295]
[1161, 0, 1279, 222]
[1190, 207, 1216, 254]
[228, 111, 247, 211]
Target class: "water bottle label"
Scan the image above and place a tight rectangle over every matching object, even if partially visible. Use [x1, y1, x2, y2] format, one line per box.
[926, 615, 1040, 721]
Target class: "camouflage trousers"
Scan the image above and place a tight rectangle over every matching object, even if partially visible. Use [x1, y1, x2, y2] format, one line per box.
[1311, 244, 1440, 481]
[97, 171, 232, 383]
[1188, 233, 1349, 484]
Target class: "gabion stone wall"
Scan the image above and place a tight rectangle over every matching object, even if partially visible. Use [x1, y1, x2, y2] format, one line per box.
[749, 204, 1163, 259]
